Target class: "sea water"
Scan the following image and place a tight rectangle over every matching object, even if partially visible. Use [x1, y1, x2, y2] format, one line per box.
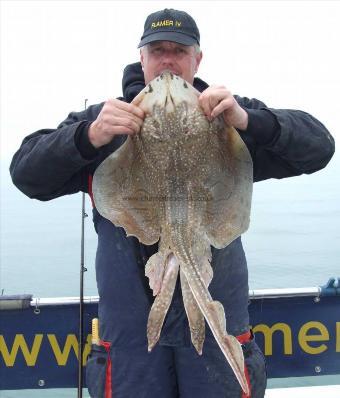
[1, 153, 339, 397]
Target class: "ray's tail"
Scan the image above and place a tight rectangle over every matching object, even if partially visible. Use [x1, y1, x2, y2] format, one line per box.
[172, 231, 250, 396]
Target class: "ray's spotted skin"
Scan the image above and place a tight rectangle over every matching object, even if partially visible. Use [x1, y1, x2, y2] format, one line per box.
[92, 71, 253, 395]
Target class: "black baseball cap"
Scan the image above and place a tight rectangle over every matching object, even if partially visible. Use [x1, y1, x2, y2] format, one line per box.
[137, 8, 200, 48]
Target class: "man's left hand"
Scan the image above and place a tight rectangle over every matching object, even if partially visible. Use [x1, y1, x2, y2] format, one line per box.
[198, 85, 248, 130]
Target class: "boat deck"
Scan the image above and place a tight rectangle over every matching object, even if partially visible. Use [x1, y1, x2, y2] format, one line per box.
[266, 385, 340, 397]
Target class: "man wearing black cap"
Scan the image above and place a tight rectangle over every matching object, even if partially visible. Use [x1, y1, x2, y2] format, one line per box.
[10, 8, 334, 398]
[89, 9, 248, 149]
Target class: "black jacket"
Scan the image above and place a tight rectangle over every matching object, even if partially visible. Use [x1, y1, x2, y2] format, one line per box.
[10, 62, 335, 200]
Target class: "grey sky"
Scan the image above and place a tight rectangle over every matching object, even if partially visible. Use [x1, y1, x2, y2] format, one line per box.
[1, 0, 339, 161]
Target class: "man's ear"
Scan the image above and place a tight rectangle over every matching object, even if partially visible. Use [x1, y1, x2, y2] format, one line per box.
[140, 49, 144, 70]
[195, 51, 203, 73]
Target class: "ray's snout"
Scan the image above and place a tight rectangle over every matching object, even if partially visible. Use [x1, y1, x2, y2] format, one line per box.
[157, 71, 176, 113]
[159, 70, 175, 80]
[160, 71, 187, 113]
[133, 70, 197, 115]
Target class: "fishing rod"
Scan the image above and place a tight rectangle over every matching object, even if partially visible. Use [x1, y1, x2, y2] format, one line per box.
[78, 98, 88, 398]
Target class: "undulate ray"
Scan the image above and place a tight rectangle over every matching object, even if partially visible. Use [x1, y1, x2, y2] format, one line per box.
[92, 71, 253, 395]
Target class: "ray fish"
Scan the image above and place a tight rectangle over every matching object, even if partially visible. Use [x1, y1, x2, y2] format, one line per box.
[93, 71, 253, 395]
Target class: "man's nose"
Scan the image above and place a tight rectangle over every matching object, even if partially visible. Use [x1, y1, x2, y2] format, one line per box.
[161, 50, 175, 64]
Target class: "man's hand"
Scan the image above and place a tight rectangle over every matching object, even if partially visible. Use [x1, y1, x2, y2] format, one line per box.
[88, 98, 145, 148]
[198, 85, 248, 130]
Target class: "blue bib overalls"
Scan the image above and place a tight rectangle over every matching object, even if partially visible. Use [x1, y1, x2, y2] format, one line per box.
[85, 211, 266, 398]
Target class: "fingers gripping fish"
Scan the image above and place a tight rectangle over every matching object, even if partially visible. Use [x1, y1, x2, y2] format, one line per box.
[92, 71, 253, 395]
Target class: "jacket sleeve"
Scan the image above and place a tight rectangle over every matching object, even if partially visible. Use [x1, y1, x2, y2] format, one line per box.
[235, 96, 335, 182]
[10, 103, 105, 201]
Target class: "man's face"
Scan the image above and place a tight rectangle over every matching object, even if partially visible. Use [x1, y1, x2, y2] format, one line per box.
[140, 41, 202, 85]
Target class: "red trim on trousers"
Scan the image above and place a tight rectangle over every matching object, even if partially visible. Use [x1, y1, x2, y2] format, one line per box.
[236, 331, 252, 398]
[236, 330, 252, 345]
[241, 364, 251, 398]
[100, 340, 112, 398]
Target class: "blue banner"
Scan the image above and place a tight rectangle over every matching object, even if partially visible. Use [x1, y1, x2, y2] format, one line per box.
[250, 295, 339, 378]
[0, 294, 339, 390]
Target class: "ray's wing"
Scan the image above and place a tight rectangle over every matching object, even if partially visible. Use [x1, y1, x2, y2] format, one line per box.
[92, 137, 161, 245]
[202, 125, 253, 248]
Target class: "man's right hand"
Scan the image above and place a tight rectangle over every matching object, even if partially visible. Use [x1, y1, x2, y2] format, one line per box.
[88, 98, 145, 148]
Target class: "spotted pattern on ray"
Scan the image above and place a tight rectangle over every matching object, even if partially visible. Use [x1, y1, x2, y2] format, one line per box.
[92, 71, 253, 395]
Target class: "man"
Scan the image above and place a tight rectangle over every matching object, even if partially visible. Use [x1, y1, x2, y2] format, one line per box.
[10, 8, 334, 398]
